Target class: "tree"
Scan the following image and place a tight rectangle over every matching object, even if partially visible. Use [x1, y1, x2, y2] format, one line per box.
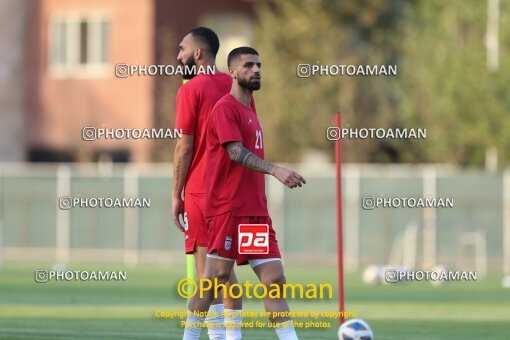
[253, 0, 406, 162]
[397, 0, 510, 167]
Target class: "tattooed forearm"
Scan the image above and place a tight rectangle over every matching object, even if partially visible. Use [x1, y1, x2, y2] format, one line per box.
[225, 142, 275, 174]
[243, 153, 275, 174]
[226, 143, 242, 161]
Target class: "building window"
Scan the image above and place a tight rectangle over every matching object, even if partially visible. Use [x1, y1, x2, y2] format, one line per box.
[49, 15, 110, 76]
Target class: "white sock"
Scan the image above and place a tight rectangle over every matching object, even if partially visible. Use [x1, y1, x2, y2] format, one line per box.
[183, 310, 205, 340]
[224, 309, 242, 340]
[205, 304, 226, 340]
[275, 320, 298, 340]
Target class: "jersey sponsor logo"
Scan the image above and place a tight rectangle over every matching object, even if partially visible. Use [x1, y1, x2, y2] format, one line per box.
[238, 224, 269, 254]
[224, 236, 233, 251]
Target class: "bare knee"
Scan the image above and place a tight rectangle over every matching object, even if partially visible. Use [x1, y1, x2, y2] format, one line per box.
[203, 255, 235, 286]
[261, 273, 286, 287]
[206, 266, 232, 285]
[216, 269, 231, 284]
[227, 271, 239, 285]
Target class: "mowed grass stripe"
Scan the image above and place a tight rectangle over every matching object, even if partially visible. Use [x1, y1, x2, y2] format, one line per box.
[3, 320, 510, 340]
[1, 301, 508, 321]
[0, 319, 182, 339]
[0, 328, 177, 340]
[1, 264, 510, 339]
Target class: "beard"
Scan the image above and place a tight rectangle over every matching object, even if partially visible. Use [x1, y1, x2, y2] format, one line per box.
[179, 58, 197, 80]
[238, 76, 261, 91]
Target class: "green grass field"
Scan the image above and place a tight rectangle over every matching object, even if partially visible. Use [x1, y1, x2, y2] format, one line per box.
[0, 263, 509, 339]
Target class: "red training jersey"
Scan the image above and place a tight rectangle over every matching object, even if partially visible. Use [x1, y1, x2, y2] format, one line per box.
[206, 94, 268, 217]
[175, 72, 232, 194]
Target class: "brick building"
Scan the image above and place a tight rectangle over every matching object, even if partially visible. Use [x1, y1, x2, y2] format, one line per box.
[0, 0, 255, 162]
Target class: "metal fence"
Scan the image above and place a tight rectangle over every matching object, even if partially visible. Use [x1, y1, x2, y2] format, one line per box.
[0, 163, 508, 274]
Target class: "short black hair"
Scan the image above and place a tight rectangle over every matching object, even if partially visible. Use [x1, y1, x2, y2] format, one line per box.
[187, 27, 220, 57]
[227, 47, 259, 67]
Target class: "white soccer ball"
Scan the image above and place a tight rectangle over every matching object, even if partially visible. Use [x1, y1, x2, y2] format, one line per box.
[338, 318, 374, 340]
[362, 265, 382, 285]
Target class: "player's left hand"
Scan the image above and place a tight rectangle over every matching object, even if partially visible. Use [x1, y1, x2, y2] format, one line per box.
[271, 165, 306, 189]
[172, 196, 185, 232]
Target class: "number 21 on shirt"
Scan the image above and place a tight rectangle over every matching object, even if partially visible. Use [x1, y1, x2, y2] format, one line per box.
[255, 130, 263, 149]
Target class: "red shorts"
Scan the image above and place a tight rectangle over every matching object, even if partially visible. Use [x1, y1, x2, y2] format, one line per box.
[206, 212, 281, 265]
[184, 193, 208, 254]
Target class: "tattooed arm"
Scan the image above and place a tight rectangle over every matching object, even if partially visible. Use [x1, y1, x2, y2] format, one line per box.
[224, 142, 306, 188]
[172, 134, 194, 231]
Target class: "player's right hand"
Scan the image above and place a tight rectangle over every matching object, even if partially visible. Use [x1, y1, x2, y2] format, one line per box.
[172, 196, 185, 232]
[271, 165, 306, 189]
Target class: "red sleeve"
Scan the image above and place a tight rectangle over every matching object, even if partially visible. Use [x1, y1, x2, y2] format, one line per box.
[212, 103, 243, 145]
[175, 86, 196, 134]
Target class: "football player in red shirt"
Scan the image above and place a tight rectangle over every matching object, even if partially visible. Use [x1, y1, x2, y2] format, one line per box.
[183, 47, 305, 340]
[173, 27, 241, 340]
